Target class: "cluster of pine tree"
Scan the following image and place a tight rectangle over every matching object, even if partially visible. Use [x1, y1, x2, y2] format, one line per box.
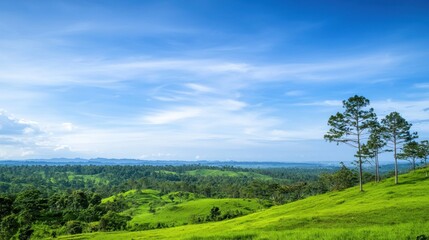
[325, 95, 429, 191]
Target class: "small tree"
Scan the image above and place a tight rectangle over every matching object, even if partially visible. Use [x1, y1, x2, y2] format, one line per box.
[99, 211, 130, 231]
[418, 140, 429, 176]
[398, 141, 420, 170]
[324, 95, 376, 191]
[381, 112, 417, 184]
[360, 121, 386, 182]
[66, 220, 83, 234]
[209, 206, 221, 221]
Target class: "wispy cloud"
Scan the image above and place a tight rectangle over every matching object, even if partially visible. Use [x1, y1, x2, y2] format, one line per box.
[294, 100, 343, 107]
[372, 99, 429, 121]
[185, 83, 215, 93]
[143, 107, 202, 125]
[414, 83, 429, 89]
[0, 53, 403, 88]
[285, 90, 306, 97]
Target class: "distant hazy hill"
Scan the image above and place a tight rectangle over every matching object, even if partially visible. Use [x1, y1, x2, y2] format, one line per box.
[0, 158, 333, 168]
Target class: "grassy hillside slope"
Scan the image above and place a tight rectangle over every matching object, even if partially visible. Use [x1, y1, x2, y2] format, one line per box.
[59, 168, 429, 240]
[101, 189, 267, 231]
[129, 198, 265, 229]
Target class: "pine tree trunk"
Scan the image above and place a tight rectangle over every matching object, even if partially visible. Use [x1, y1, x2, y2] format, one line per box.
[394, 137, 398, 184]
[374, 162, 377, 183]
[359, 157, 363, 191]
[425, 158, 428, 177]
[375, 153, 379, 183]
[357, 125, 363, 192]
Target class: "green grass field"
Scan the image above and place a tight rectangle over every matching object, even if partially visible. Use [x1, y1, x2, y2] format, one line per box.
[58, 168, 429, 240]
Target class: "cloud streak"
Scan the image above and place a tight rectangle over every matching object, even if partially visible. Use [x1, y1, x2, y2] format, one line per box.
[0, 52, 403, 89]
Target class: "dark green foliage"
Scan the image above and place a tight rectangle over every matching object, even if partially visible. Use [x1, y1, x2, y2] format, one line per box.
[13, 188, 47, 223]
[0, 195, 13, 219]
[99, 211, 130, 231]
[65, 220, 83, 234]
[420, 141, 429, 162]
[319, 163, 358, 191]
[209, 206, 221, 221]
[419, 140, 429, 176]
[78, 204, 107, 222]
[68, 190, 89, 210]
[0, 214, 19, 239]
[417, 235, 428, 240]
[90, 193, 102, 205]
[398, 141, 421, 170]
[17, 225, 33, 240]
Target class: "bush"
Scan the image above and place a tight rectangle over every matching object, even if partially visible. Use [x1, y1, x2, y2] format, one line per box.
[66, 220, 83, 234]
[99, 211, 130, 231]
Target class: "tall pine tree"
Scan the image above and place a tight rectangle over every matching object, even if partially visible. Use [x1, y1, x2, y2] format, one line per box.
[381, 112, 417, 184]
[324, 95, 376, 191]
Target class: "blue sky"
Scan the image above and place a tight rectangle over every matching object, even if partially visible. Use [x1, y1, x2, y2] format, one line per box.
[0, 0, 429, 162]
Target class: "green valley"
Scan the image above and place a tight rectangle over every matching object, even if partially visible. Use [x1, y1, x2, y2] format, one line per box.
[102, 189, 267, 230]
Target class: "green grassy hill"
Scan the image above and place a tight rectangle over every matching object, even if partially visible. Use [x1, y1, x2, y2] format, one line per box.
[102, 189, 161, 205]
[129, 198, 266, 230]
[100, 189, 267, 231]
[58, 168, 429, 240]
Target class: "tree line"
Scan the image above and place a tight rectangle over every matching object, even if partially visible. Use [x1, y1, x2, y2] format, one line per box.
[325, 95, 429, 191]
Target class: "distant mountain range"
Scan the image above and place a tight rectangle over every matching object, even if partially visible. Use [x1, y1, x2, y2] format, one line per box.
[0, 158, 331, 168]
[0, 158, 411, 171]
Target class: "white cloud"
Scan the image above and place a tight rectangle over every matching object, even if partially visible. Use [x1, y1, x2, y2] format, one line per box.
[218, 99, 247, 111]
[54, 145, 72, 152]
[0, 110, 41, 135]
[143, 107, 202, 125]
[185, 83, 215, 93]
[61, 122, 75, 132]
[0, 110, 82, 159]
